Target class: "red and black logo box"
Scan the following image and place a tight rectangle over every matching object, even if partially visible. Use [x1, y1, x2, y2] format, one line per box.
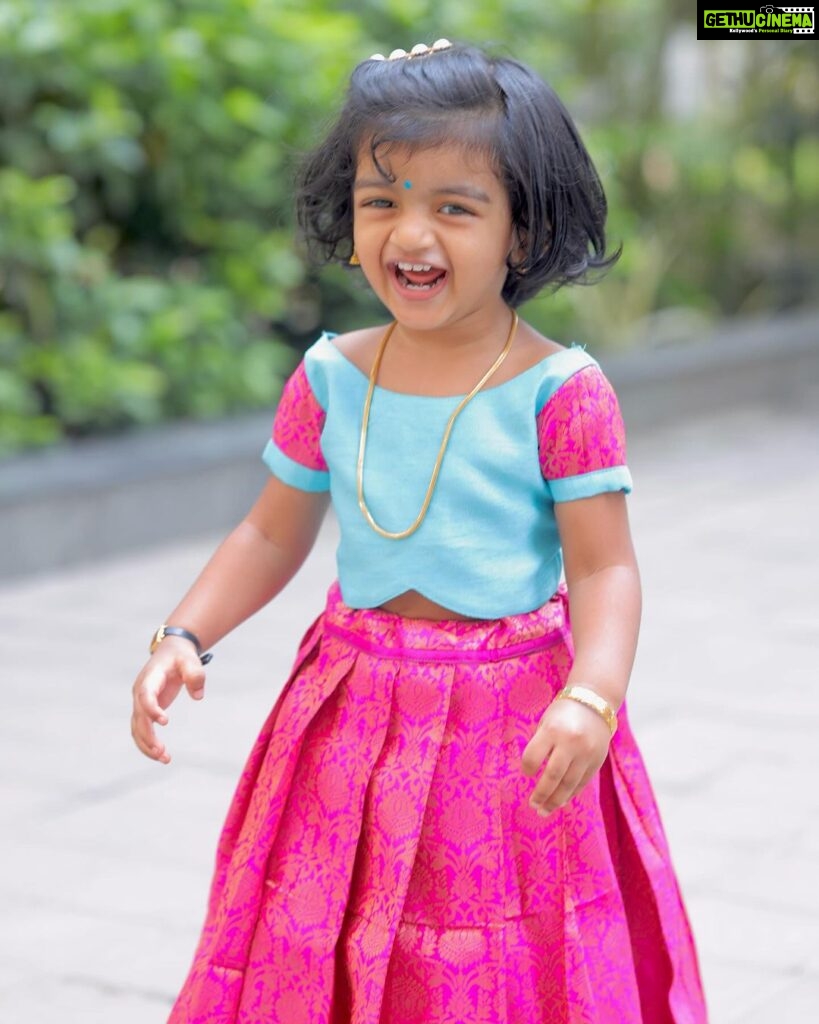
[697, 3, 816, 38]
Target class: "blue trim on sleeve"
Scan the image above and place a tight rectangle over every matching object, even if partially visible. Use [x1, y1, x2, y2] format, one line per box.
[302, 334, 332, 410]
[262, 439, 330, 492]
[534, 347, 599, 414]
[548, 465, 633, 503]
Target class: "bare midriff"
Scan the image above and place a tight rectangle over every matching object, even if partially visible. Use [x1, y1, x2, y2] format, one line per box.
[378, 589, 481, 622]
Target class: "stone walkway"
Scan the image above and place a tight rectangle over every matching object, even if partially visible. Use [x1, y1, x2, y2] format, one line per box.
[1, 402, 817, 1023]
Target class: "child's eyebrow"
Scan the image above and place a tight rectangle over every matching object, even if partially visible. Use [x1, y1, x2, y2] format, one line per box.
[354, 178, 394, 191]
[353, 179, 491, 203]
[433, 185, 491, 203]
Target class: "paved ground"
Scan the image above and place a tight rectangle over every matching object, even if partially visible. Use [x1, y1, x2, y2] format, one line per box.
[1, 399, 818, 1023]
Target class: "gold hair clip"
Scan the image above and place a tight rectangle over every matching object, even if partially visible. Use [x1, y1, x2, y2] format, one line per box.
[368, 39, 452, 61]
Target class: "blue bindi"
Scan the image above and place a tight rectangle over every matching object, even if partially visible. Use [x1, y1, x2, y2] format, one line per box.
[403, 179, 412, 189]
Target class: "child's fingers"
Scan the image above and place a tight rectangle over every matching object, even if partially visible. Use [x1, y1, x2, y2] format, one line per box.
[520, 719, 554, 777]
[180, 660, 206, 701]
[130, 652, 204, 763]
[530, 758, 587, 816]
[135, 667, 171, 724]
[528, 752, 570, 810]
[130, 709, 171, 763]
[139, 692, 169, 726]
[132, 704, 162, 749]
[131, 665, 178, 760]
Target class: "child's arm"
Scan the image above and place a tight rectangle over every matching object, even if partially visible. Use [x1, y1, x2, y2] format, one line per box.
[521, 491, 641, 815]
[554, 490, 641, 711]
[130, 477, 329, 764]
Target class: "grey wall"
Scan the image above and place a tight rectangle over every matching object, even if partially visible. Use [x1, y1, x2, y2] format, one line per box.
[2, 309, 817, 580]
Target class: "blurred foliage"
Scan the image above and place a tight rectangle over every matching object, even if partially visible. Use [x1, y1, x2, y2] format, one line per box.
[1, 0, 817, 453]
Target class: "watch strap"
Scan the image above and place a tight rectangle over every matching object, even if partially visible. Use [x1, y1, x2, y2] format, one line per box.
[150, 624, 213, 665]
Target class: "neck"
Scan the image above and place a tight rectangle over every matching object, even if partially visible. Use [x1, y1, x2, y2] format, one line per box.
[389, 305, 516, 360]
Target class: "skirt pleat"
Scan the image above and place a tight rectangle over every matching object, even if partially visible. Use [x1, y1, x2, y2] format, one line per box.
[168, 583, 707, 1024]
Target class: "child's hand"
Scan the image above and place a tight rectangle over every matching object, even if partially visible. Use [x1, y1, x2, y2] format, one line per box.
[520, 694, 612, 817]
[130, 639, 206, 764]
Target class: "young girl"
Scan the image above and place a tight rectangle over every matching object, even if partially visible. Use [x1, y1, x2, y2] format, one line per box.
[131, 41, 708, 1024]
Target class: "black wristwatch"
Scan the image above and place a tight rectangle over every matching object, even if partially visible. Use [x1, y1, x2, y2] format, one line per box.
[149, 624, 213, 665]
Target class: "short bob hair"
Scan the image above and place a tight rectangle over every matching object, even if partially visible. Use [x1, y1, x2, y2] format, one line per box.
[295, 42, 621, 308]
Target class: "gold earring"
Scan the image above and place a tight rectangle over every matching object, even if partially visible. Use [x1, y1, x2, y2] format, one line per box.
[349, 249, 360, 266]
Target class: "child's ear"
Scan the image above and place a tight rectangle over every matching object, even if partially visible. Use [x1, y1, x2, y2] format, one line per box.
[507, 228, 528, 268]
[508, 224, 551, 268]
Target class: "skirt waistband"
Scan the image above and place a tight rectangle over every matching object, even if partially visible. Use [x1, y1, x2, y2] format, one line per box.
[322, 582, 570, 663]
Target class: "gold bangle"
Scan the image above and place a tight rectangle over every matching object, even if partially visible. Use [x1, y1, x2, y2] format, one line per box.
[556, 685, 618, 736]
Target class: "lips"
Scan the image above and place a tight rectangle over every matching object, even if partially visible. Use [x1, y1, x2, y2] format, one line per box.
[390, 260, 448, 297]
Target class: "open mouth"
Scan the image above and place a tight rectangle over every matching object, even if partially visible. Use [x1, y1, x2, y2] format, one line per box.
[392, 261, 448, 292]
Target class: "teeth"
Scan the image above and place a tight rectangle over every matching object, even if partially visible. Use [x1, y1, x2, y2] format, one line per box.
[397, 261, 434, 272]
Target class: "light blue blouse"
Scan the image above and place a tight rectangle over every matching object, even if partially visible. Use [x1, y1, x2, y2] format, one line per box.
[263, 333, 632, 619]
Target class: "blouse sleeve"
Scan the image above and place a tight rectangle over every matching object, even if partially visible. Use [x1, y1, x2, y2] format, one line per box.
[262, 361, 330, 492]
[537, 364, 633, 502]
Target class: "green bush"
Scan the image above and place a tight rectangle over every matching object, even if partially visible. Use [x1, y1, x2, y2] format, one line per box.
[1, 1, 816, 455]
[0, 0, 363, 454]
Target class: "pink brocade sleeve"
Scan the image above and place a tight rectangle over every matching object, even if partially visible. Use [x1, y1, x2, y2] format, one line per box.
[537, 365, 632, 501]
[272, 362, 328, 472]
[262, 361, 330, 492]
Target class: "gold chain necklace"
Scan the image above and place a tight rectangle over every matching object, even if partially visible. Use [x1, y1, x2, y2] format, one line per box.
[356, 310, 519, 540]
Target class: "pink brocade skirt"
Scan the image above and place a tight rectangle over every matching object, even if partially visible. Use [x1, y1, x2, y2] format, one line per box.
[168, 583, 708, 1024]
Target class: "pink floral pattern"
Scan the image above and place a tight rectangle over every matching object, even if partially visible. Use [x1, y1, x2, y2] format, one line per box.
[168, 583, 707, 1023]
[272, 362, 328, 471]
[537, 366, 627, 480]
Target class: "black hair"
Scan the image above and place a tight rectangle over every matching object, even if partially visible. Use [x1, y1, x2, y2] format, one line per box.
[295, 42, 621, 307]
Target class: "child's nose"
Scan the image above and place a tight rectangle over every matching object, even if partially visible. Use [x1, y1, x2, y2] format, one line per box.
[390, 211, 435, 252]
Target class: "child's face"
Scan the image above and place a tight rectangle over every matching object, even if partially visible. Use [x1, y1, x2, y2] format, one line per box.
[352, 143, 517, 331]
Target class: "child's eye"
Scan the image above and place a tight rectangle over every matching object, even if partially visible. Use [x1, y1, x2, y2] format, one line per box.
[440, 203, 472, 216]
[361, 198, 394, 209]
